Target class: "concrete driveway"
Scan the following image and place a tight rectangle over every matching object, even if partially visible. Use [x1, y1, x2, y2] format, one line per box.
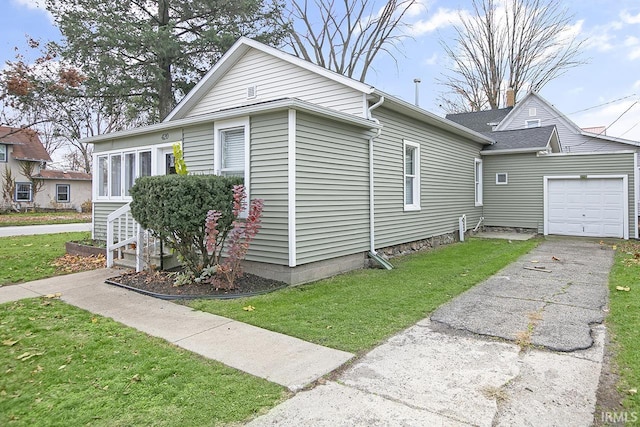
[249, 238, 613, 426]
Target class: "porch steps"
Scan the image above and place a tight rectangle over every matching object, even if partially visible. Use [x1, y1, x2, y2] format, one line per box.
[113, 249, 181, 271]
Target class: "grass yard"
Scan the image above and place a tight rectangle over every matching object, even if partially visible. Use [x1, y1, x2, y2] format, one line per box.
[0, 212, 91, 227]
[0, 232, 89, 285]
[0, 298, 286, 427]
[188, 238, 539, 353]
[607, 241, 640, 414]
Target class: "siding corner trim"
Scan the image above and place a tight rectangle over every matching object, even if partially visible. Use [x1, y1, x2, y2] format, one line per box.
[288, 109, 297, 267]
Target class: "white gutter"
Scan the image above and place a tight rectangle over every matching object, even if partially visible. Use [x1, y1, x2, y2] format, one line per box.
[367, 96, 385, 254]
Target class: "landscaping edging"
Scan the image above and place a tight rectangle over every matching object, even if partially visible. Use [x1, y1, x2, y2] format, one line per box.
[65, 241, 107, 257]
[104, 278, 289, 301]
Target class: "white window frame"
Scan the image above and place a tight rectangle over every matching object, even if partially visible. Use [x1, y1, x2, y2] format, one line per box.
[474, 158, 483, 206]
[56, 184, 70, 203]
[403, 140, 421, 211]
[525, 119, 541, 128]
[0, 144, 6, 162]
[214, 117, 250, 196]
[15, 182, 32, 202]
[496, 173, 508, 185]
[93, 142, 175, 201]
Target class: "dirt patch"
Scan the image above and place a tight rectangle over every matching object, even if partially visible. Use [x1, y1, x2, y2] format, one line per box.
[106, 269, 287, 300]
[593, 328, 626, 426]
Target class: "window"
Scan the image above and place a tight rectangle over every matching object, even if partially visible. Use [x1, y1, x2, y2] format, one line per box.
[56, 184, 70, 203]
[96, 148, 159, 199]
[529, 108, 537, 117]
[474, 159, 483, 206]
[15, 182, 32, 202]
[403, 141, 420, 210]
[496, 173, 508, 185]
[221, 128, 245, 176]
[0, 145, 6, 162]
[110, 154, 122, 197]
[525, 119, 540, 128]
[215, 118, 249, 182]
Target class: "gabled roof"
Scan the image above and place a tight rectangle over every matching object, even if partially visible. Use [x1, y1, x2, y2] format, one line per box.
[89, 38, 494, 147]
[496, 92, 640, 147]
[36, 170, 92, 181]
[446, 108, 513, 132]
[481, 125, 561, 154]
[165, 37, 375, 122]
[0, 126, 52, 162]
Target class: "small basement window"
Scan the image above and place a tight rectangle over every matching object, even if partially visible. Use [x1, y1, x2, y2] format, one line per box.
[496, 173, 508, 185]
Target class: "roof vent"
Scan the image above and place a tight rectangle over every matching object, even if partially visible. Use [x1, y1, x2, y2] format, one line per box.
[247, 85, 257, 99]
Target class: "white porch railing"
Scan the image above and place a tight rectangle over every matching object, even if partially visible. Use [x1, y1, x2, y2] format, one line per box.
[106, 203, 144, 271]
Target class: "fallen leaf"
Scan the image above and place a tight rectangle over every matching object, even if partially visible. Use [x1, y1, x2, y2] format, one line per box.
[612, 245, 617, 250]
[23, 243, 33, 247]
[628, 388, 637, 395]
[91, 317, 98, 323]
[326, 325, 332, 329]
[2, 339, 19, 346]
[44, 293, 62, 299]
[58, 365, 67, 370]
[551, 256, 560, 261]
[530, 260, 539, 263]
[242, 305, 255, 312]
[616, 286, 631, 292]
[130, 374, 140, 382]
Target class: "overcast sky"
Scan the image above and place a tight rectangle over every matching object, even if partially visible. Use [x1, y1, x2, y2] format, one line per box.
[1, 0, 639, 141]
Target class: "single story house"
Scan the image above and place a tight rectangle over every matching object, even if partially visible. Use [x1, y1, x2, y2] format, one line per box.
[84, 38, 638, 284]
[0, 126, 92, 212]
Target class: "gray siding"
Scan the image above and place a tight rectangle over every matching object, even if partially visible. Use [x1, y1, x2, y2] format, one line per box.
[93, 201, 128, 240]
[247, 112, 290, 264]
[296, 112, 371, 264]
[183, 123, 214, 174]
[186, 49, 365, 118]
[372, 107, 485, 248]
[482, 152, 636, 234]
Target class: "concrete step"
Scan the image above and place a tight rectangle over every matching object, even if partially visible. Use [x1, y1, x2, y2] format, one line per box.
[113, 249, 181, 270]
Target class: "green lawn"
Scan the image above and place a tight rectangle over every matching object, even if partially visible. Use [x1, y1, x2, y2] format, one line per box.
[0, 298, 285, 426]
[607, 241, 640, 413]
[188, 238, 539, 353]
[0, 232, 89, 285]
[0, 212, 91, 227]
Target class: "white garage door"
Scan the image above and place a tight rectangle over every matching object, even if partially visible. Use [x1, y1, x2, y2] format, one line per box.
[547, 178, 625, 238]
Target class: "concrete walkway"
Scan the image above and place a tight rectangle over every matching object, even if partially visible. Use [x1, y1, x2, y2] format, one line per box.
[249, 238, 613, 426]
[0, 269, 353, 391]
[0, 222, 92, 237]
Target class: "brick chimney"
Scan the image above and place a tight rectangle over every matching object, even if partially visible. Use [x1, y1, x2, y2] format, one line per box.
[506, 87, 515, 108]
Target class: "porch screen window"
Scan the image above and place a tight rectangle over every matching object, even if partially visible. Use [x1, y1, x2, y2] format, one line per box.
[221, 128, 245, 176]
[474, 159, 483, 206]
[98, 156, 108, 197]
[15, 182, 32, 202]
[110, 154, 122, 197]
[56, 184, 70, 203]
[404, 141, 420, 210]
[124, 153, 136, 196]
[0, 145, 6, 162]
[139, 151, 152, 177]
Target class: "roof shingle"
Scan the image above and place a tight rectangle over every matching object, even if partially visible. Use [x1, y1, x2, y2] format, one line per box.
[0, 126, 52, 162]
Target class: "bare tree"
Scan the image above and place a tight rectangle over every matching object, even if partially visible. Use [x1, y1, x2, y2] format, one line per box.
[439, 0, 586, 112]
[1, 165, 16, 211]
[281, 0, 418, 82]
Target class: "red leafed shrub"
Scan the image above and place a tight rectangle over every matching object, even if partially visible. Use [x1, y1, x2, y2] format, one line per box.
[204, 185, 264, 290]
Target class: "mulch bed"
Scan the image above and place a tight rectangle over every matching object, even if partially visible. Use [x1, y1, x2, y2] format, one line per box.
[106, 269, 287, 300]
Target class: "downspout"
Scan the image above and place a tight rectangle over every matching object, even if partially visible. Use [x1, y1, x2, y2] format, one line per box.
[367, 96, 393, 269]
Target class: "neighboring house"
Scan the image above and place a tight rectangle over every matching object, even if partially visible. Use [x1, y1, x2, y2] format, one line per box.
[34, 170, 92, 211]
[84, 38, 638, 285]
[0, 126, 91, 211]
[448, 91, 640, 153]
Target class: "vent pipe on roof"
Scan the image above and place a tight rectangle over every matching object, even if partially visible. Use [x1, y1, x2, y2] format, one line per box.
[506, 87, 515, 108]
[413, 78, 421, 107]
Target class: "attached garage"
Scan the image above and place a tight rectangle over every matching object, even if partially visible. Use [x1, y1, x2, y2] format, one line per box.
[481, 151, 636, 239]
[544, 176, 628, 239]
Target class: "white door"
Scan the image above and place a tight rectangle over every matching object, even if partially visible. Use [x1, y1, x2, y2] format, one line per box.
[546, 178, 625, 238]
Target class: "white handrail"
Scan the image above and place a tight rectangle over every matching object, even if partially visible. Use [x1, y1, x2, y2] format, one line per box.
[106, 203, 144, 271]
